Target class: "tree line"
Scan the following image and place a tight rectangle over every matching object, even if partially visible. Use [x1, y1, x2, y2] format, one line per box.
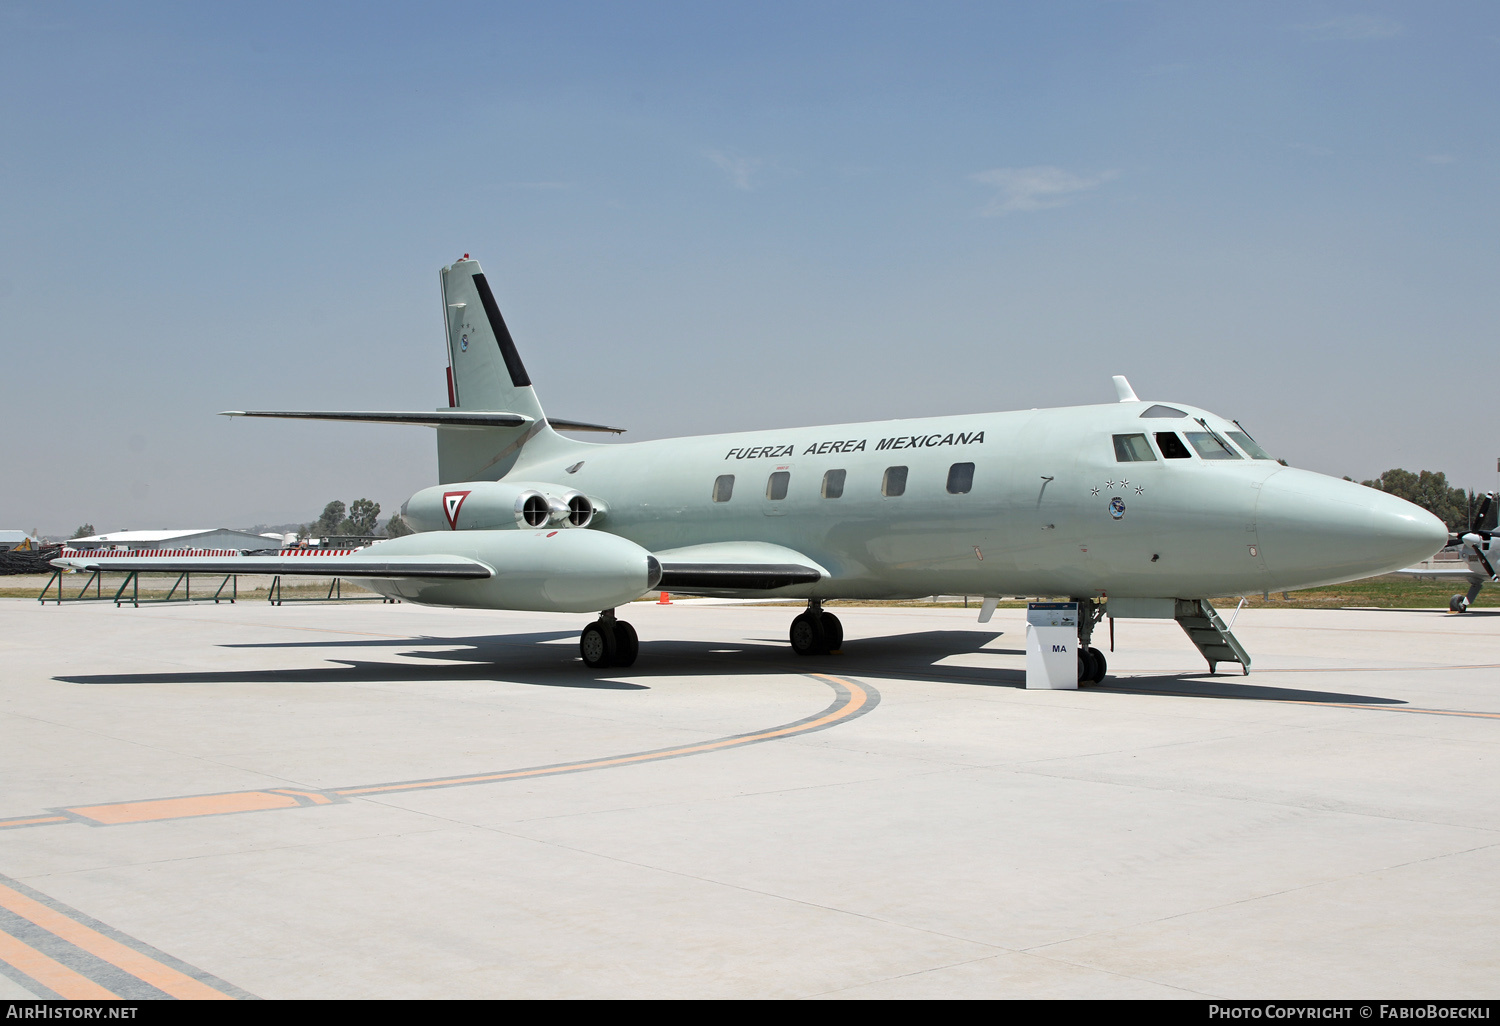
[1357, 469, 1493, 533]
[302, 499, 413, 541]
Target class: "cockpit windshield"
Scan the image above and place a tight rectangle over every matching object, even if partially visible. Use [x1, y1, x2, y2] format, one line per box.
[1226, 430, 1275, 460]
[1184, 431, 1241, 460]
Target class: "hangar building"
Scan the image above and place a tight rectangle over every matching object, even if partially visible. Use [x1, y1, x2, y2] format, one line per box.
[64, 529, 281, 552]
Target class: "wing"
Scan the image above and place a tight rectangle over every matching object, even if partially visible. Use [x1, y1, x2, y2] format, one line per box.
[52, 553, 492, 580]
[652, 542, 827, 595]
[1390, 566, 1485, 583]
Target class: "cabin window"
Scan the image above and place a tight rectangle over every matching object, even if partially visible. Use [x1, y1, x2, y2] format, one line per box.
[1155, 432, 1192, 459]
[947, 463, 975, 494]
[1227, 431, 1274, 460]
[1113, 434, 1157, 462]
[1185, 431, 1241, 460]
[822, 469, 846, 499]
[767, 471, 790, 500]
[1140, 405, 1189, 419]
[883, 466, 908, 497]
[713, 475, 735, 502]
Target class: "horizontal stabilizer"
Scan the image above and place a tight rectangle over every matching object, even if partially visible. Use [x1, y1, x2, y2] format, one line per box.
[547, 418, 626, 435]
[52, 554, 493, 580]
[220, 410, 531, 429]
[219, 411, 624, 433]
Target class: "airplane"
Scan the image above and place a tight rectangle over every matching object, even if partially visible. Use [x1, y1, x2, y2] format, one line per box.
[53, 256, 1448, 682]
[1393, 492, 1498, 612]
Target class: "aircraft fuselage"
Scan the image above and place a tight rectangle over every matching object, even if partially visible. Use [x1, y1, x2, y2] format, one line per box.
[499, 400, 1443, 602]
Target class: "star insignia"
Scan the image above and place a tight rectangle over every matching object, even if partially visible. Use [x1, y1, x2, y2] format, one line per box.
[1105, 479, 1115, 488]
[1090, 486, 1100, 496]
[1120, 479, 1129, 487]
[1135, 485, 1145, 495]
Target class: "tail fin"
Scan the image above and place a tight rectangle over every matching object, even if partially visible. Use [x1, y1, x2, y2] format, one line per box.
[437, 257, 583, 482]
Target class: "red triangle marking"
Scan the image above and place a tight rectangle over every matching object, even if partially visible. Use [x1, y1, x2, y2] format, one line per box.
[443, 490, 471, 530]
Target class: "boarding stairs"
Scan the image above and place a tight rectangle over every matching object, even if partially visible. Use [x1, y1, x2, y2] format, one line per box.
[1175, 599, 1251, 675]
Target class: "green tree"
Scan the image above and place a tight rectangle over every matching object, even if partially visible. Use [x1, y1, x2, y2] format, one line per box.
[71, 524, 95, 539]
[383, 513, 414, 538]
[314, 501, 346, 539]
[1360, 469, 1472, 532]
[346, 498, 381, 536]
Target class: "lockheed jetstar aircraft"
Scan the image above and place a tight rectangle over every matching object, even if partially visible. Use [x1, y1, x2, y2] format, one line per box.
[54, 256, 1447, 681]
[1395, 492, 1498, 612]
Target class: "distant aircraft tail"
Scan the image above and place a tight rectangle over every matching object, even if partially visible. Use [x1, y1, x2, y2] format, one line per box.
[436, 257, 585, 482]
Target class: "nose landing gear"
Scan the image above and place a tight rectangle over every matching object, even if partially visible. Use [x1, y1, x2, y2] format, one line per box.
[790, 600, 843, 656]
[1450, 581, 1483, 613]
[1074, 597, 1108, 684]
[580, 609, 639, 668]
[1078, 645, 1107, 684]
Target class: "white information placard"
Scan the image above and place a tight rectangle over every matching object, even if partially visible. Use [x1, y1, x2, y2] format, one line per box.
[1026, 601, 1078, 690]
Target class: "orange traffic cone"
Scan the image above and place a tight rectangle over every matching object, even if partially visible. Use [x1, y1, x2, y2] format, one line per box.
[656, 591, 671, 604]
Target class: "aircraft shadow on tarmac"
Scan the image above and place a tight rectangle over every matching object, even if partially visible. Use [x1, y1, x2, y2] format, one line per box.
[52, 627, 1405, 707]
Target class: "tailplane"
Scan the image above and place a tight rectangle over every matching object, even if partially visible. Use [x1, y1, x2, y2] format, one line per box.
[222, 256, 615, 485]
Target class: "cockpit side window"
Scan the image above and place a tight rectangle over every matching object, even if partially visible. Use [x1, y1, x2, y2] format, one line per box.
[1185, 431, 1242, 460]
[1227, 431, 1274, 460]
[1113, 434, 1157, 462]
[1155, 432, 1192, 459]
[1140, 405, 1189, 419]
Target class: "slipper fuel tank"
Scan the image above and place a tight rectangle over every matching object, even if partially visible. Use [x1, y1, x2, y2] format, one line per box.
[359, 529, 659, 613]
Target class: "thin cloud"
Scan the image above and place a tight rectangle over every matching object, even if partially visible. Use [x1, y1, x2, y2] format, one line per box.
[1297, 15, 1403, 40]
[970, 166, 1118, 216]
[706, 150, 762, 191]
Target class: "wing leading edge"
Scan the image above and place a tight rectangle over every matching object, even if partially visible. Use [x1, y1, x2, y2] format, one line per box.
[52, 554, 493, 579]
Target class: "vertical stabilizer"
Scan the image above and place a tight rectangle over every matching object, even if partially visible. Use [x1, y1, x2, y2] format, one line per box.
[436, 257, 583, 482]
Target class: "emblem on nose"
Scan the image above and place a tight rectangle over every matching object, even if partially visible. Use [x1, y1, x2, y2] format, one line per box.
[1110, 497, 1126, 520]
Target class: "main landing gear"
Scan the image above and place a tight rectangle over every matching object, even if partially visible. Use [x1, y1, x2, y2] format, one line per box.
[1075, 597, 1108, 685]
[580, 609, 638, 669]
[789, 600, 843, 656]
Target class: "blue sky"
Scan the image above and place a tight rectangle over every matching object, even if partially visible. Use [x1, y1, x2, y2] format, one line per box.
[2, 2, 1496, 533]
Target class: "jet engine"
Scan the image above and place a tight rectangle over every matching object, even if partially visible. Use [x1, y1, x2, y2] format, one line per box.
[402, 480, 596, 532]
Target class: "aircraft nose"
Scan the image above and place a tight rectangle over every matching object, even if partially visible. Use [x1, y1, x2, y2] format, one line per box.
[1255, 470, 1448, 588]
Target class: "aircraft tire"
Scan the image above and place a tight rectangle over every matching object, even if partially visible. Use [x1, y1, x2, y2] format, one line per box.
[1078, 647, 1107, 684]
[580, 621, 618, 668]
[789, 612, 828, 656]
[1450, 594, 1469, 613]
[819, 612, 843, 652]
[612, 621, 639, 668]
